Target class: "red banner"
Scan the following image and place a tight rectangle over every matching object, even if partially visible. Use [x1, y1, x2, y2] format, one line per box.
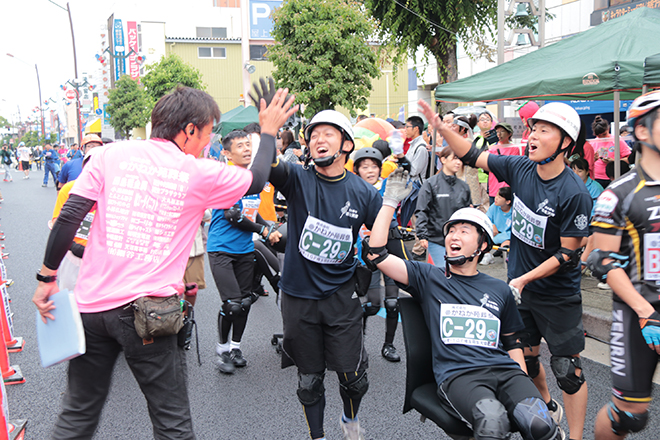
[127, 21, 139, 80]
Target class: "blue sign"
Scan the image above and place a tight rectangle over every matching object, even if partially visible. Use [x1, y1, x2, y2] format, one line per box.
[548, 100, 633, 115]
[103, 104, 111, 125]
[113, 19, 126, 81]
[249, 0, 282, 40]
[96, 108, 103, 116]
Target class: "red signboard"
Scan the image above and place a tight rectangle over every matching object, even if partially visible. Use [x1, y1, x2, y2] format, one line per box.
[65, 89, 76, 100]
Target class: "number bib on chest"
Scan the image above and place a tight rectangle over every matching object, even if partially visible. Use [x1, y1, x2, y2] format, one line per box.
[511, 196, 547, 249]
[76, 212, 95, 240]
[241, 198, 261, 223]
[440, 303, 500, 348]
[644, 233, 660, 281]
[299, 216, 353, 264]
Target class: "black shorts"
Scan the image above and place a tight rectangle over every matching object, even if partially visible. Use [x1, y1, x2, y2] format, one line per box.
[280, 277, 366, 374]
[208, 251, 253, 302]
[610, 301, 659, 402]
[438, 366, 543, 429]
[21, 160, 29, 170]
[518, 290, 585, 356]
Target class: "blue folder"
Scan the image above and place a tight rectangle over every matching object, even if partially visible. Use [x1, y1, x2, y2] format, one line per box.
[36, 289, 86, 368]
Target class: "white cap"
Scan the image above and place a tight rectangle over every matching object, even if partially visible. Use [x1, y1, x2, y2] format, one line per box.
[528, 102, 581, 142]
[442, 208, 495, 246]
[304, 110, 355, 144]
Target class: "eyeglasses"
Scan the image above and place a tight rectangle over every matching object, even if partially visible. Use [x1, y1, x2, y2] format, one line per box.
[479, 118, 491, 122]
[405, 125, 413, 128]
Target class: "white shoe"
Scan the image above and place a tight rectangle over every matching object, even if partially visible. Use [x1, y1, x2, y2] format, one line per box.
[479, 252, 494, 265]
[340, 416, 365, 440]
[598, 282, 611, 290]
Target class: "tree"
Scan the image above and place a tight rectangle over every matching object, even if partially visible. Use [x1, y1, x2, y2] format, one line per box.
[268, 0, 381, 118]
[363, 0, 497, 93]
[18, 130, 56, 147]
[141, 54, 206, 103]
[106, 75, 151, 139]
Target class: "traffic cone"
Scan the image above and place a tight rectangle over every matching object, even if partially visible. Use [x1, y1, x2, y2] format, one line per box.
[0, 324, 24, 385]
[0, 371, 27, 440]
[0, 286, 22, 353]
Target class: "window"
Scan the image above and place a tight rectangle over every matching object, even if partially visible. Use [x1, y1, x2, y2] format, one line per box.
[198, 46, 227, 59]
[196, 27, 227, 39]
[250, 45, 268, 61]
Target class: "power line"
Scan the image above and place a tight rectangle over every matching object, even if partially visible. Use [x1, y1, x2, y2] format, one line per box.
[391, 0, 457, 36]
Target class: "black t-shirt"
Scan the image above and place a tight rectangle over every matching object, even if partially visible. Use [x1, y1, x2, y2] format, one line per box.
[403, 260, 524, 386]
[488, 155, 592, 295]
[275, 164, 382, 299]
[591, 166, 660, 306]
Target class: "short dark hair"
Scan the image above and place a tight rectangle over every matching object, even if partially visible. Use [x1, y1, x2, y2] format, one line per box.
[372, 140, 390, 158]
[243, 123, 261, 135]
[151, 86, 220, 142]
[281, 130, 294, 149]
[406, 116, 424, 136]
[222, 130, 248, 151]
[570, 157, 590, 172]
[605, 160, 630, 180]
[498, 186, 512, 202]
[592, 115, 610, 137]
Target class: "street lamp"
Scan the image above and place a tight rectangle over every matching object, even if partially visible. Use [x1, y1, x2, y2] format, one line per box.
[6, 53, 45, 139]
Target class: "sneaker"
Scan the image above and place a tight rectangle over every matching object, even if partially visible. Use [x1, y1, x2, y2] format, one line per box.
[42, 184, 47, 187]
[229, 348, 247, 367]
[215, 351, 236, 374]
[493, 249, 503, 257]
[479, 252, 495, 265]
[556, 425, 566, 440]
[340, 416, 365, 440]
[381, 343, 401, 362]
[3, 279, 13, 288]
[548, 398, 564, 425]
[598, 282, 611, 290]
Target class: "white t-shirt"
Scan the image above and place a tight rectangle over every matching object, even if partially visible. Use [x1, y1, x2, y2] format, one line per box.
[17, 146, 31, 161]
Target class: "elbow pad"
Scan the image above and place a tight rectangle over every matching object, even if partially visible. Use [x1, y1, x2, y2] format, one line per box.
[460, 138, 483, 168]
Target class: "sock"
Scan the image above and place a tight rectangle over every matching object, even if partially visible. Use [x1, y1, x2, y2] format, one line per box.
[546, 399, 558, 412]
[230, 340, 241, 351]
[342, 413, 358, 423]
[217, 341, 230, 354]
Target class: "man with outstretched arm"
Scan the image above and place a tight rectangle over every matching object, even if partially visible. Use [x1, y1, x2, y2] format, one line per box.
[419, 99, 592, 440]
[32, 84, 296, 440]
[364, 168, 564, 440]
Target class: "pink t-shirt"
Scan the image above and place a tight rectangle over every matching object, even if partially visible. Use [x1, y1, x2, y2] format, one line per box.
[488, 144, 523, 197]
[70, 139, 252, 313]
[591, 136, 630, 180]
[582, 141, 595, 180]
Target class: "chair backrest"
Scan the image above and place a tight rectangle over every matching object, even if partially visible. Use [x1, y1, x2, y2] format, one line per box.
[399, 296, 437, 414]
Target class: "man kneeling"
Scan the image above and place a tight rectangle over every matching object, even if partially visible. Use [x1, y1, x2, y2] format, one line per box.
[365, 169, 564, 440]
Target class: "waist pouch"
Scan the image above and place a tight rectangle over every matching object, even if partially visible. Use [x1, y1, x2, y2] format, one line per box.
[132, 295, 184, 339]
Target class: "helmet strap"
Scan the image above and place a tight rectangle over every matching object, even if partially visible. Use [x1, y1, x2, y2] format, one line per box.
[640, 117, 660, 155]
[313, 131, 347, 168]
[538, 133, 567, 165]
[443, 234, 485, 278]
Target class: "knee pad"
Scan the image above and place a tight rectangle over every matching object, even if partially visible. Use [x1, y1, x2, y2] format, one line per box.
[221, 300, 246, 320]
[472, 399, 510, 440]
[339, 370, 369, 401]
[362, 302, 380, 317]
[550, 356, 585, 395]
[384, 298, 399, 319]
[525, 355, 541, 379]
[242, 291, 259, 310]
[608, 401, 648, 435]
[297, 372, 325, 406]
[513, 397, 559, 440]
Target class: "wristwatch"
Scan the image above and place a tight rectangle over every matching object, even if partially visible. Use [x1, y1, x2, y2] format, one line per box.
[36, 272, 57, 283]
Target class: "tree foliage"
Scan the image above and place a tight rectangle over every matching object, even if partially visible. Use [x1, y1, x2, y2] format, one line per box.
[18, 130, 56, 147]
[269, 0, 381, 118]
[106, 75, 151, 139]
[363, 0, 497, 87]
[142, 54, 206, 103]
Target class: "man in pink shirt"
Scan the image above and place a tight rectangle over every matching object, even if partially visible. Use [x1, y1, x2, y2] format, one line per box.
[32, 85, 297, 439]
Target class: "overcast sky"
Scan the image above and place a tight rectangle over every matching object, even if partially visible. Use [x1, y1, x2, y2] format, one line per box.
[0, 0, 216, 125]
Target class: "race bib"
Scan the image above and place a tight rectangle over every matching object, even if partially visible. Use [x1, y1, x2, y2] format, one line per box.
[511, 196, 547, 249]
[241, 198, 261, 223]
[75, 212, 95, 240]
[440, 303, 500, 348]
[644, 233, 660, 281]
[299, 216, 352, 264]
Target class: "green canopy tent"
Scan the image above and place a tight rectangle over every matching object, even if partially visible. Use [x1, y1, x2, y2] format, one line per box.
[434, 7, 660, 177]
[213, 105, 260, 137]
[643, 52, 660, 91]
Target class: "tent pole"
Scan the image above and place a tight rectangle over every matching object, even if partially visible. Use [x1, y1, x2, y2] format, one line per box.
[614, 90, 621, 180]
[643, 84, 649, 94]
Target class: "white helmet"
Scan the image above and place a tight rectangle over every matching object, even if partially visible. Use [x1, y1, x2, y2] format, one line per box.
[304, 110, 355, 145]
[528, 102, 581, 143]
[442, 208, 495, 248]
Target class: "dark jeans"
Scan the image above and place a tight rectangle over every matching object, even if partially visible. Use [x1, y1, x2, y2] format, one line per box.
[53, 306, 195, 440]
